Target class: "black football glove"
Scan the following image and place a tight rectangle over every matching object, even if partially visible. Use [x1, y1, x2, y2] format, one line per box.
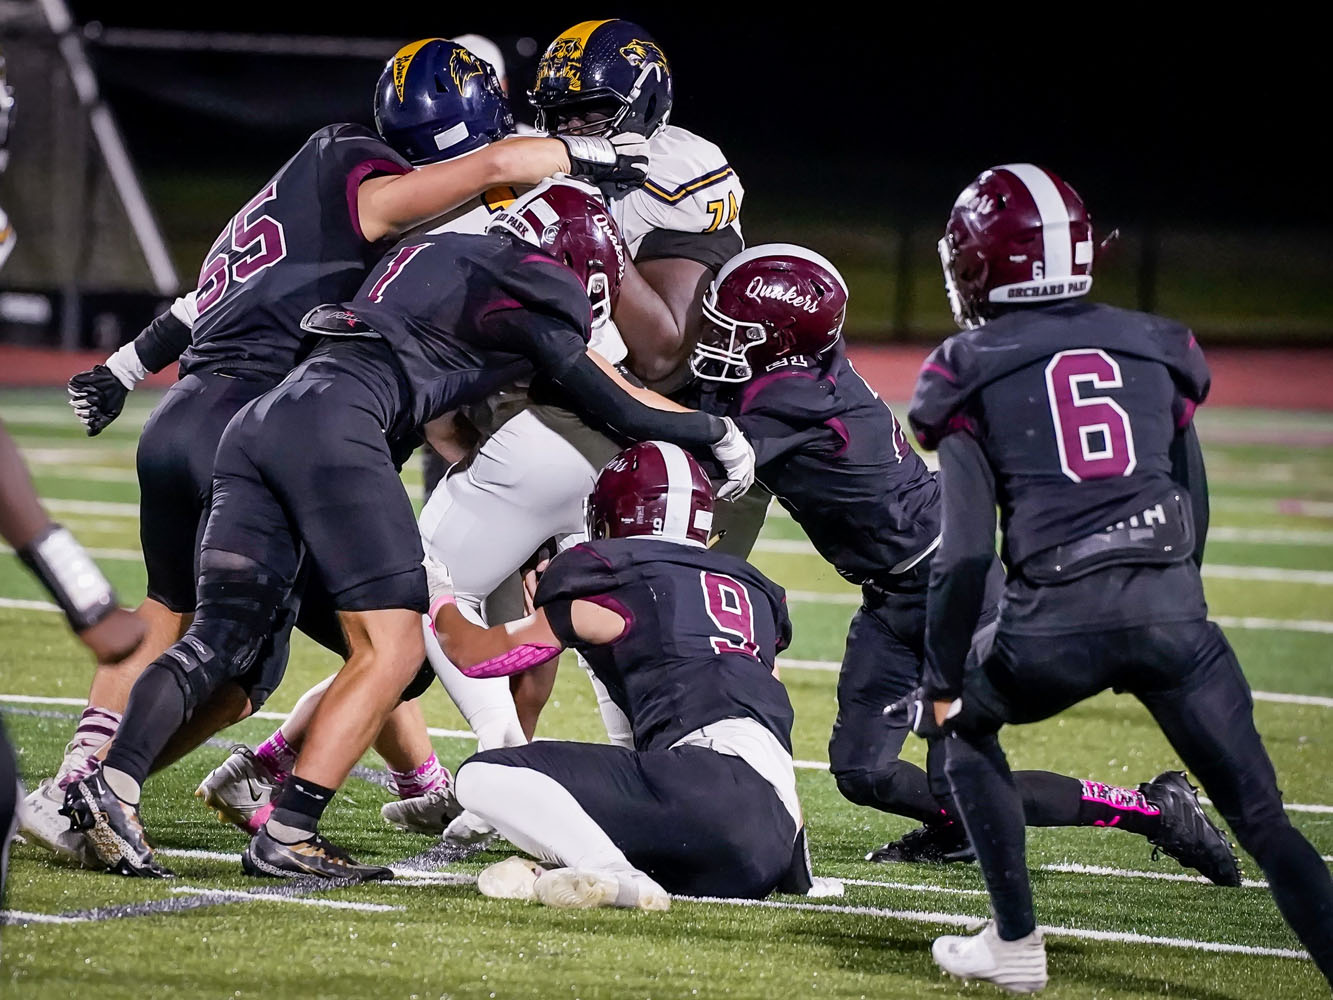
[67, 364, 130, 436]
[885, 685, 963, 740]
[559, 134, 649, 193]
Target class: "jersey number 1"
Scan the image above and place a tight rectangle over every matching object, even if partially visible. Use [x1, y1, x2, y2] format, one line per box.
[1044, 348, 1137, 482]
[700, 571, 759, 659]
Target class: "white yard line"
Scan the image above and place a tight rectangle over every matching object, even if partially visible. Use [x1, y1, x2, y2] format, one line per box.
[776, 656, 1333, 708]
[1038, 862, 1269, 889]
[683, 895, 1310, 961]
[169, 887, 402, 913]
[0, 909, 85, 924]
[837, 878, 988, 897]
[40, 498, 139, 517]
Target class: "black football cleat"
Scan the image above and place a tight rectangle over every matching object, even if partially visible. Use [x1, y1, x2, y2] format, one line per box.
[242, 827, 394, 881]
[1140, 770, 1242, 887]
[59, 772, 175, 879]
[866, 821, 976, 864]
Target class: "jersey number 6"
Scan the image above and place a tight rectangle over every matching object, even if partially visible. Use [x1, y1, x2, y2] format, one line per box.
[1044, 348, 1138, 483]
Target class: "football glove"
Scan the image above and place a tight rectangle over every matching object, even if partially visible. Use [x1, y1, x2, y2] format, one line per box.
[423, 554, 455, 608]
[67, 343, 146, 436]
[709, 416, 756, 501]
[885, 685, 963, 740]
[559, 134, 649, 192]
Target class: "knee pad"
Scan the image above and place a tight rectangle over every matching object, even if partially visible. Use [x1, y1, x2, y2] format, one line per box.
[400, 660, 436, 702]
[161, 574, 286, 718]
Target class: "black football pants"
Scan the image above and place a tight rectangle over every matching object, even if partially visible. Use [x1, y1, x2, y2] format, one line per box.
[948, 613, 1333, 982]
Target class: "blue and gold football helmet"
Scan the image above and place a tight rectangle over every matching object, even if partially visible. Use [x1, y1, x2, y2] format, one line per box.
[374, 38, 514, 165]
[529, 20, 673, 139]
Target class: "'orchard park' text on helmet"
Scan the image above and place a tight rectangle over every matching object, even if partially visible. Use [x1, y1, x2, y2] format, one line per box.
[939, 162, 1094, 329]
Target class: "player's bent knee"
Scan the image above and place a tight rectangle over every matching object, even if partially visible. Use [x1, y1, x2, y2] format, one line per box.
[833, 761, 917, 810]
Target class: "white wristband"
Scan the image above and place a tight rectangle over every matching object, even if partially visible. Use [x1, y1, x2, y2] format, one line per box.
[105, 342, 148, 390]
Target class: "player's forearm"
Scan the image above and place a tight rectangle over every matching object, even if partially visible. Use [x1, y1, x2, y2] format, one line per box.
[921, 433, 998, 698]
[614, 257, 708, 383]
[550, 352, 725, 447]
[588, 349, 690, 412]
[361, 138, 569, 242]
[0, 420, 50, 548]
[131, 293, 196, 376]
[433, 604, 562, 678]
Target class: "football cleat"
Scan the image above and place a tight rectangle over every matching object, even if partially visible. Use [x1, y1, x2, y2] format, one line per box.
[533, 867, 670, 912]
[18, 777, 100, 869]
[59, 772, 174, 878]
[1140, 770, 1241, 887]
[866, 821, 976, 864]
[441, 809, 499, 851]
[241, 827, 393, 881]
[380, 784, 463, 835]
[932, 921, 1048, 994]
[476, 855, 546, 901]
[195, 745, 279, 834]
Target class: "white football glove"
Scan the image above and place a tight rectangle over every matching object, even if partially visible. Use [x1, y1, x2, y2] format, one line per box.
[423, 554, 455, 607]
[710, 416, 756, 501]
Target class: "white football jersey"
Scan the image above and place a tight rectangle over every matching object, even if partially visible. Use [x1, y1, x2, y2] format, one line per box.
[611, 125, 744, 257]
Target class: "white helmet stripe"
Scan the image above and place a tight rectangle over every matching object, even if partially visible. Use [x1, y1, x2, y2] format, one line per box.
[998, 163, 1072, 279]
[715, 242, 848, 296]
[654, 441, 692, 541]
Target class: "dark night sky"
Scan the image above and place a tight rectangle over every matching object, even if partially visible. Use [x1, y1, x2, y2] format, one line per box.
[57, 8, 1323, 231]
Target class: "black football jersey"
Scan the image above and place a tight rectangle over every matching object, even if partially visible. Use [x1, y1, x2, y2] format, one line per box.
[180, 125, 410, 379]
[535, 538, 795, 753]
[908, 301, 1210, 568]
[345, 231, 592, 428]
[693, 353, 940, 585]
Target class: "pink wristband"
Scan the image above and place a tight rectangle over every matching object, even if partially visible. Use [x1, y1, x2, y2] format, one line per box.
[426, 593, 456, 634]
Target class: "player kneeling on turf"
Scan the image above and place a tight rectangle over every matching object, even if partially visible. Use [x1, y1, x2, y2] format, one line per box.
[431, 441, 815, 910]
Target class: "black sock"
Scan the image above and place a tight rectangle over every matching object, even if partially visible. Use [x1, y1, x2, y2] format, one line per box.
[944, 731, 1034, 941]
[267, 776, 336, 842]
[1016, 772, 1161, 836]
[101, 663, 188, 788]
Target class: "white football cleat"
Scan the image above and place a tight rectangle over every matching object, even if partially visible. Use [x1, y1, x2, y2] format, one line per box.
[533, 867, 670, 912]
[18, 778, 100, 868]
[381, 784, 463, 835]
[195, 745, 279, 834]
[932, 920, 1048, 994]
[441, 809, 498, 850]
[476, 855, 546, 901]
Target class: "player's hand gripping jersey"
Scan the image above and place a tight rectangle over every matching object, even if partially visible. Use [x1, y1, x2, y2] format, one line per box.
[909, 300, 1210, 573]
[535, 538, 795, 754]
[180, 125, 411, 379]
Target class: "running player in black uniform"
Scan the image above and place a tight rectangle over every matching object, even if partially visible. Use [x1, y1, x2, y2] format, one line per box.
[433, 441, 811, 908]
[905, 163, 1333, 993]
[65, 181, 755, 880]
[23, 38, 650, 866]
[686, 243, 1239, 885]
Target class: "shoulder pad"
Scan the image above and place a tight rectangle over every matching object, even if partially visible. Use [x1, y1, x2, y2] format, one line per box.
[534, 543, 622, 608]
[612, 126, 744, 249]
[907, 334, 982, 451]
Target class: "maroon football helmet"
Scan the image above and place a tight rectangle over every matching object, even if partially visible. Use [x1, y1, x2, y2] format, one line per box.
[939, 163, 1095, 329]
[487, 176, 627, 327]
[585, 441, 714, 547]
[691, 243, 849, 383]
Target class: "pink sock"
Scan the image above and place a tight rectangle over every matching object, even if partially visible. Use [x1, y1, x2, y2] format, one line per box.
[389, 752, 451, 799]
[57, 706, 122, 788]
[254, 729, 297, 783]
